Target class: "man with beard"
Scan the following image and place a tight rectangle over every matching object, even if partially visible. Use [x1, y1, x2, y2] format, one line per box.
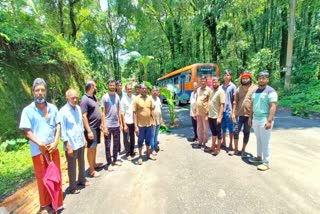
[229, 71, 258, 156]
[194, 76, 211, 149]
[220, 70, 236, 151]
[208, 77, 225, 155]
[80, 80, 103, 177]
[249, 71, 278, 171]
[19, 78, 63, 213]
[101, 79, 123, 171]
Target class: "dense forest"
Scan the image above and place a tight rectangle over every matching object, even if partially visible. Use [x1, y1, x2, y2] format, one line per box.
[0, 0, 319, 139]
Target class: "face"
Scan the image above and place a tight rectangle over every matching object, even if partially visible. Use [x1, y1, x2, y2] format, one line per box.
[258, 76, 269, 87]
[33, 84, 47, 104]
[140, 85, 148, 96]
[224, 73, 231, 82]
[135, 87, 141, 95]
[92, 82, 97, 94]
[152, 89, 157, 97]
[241, 77, 251, 86]
[117, 84, 122, 93]
[212, 79, 219, 89]
[126, 85, 132, 96]
[108, 81, 116, 92]
[67, 90, 79, 108]
[200, 78, 207, 88]
[193, 82, 198, 91]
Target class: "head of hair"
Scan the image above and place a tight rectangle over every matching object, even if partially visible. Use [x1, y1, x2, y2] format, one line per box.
[135, 84, 141, 89]
[200, 75, 207, 80]
[258, 70, 270, 78]
[224, 69, 232, 75]
[108, 79, 115, 84]
[125, 82, 132, 89]
[85, 80, 95, 92]
[32, 78, 47, 91]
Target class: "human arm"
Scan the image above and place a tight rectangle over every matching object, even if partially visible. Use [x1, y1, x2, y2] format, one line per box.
[24, 129, 48, 154]
[82, 112, 94, 140]
[265, 102, 277, 129]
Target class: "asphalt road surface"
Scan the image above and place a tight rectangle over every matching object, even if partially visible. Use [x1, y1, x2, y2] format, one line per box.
[61, 105, 320, 214]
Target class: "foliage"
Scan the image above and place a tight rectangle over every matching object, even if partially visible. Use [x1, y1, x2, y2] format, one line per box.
[160, 124, 171, 133]
[160, 87, 179, 125]
[0, 138, 28, 152]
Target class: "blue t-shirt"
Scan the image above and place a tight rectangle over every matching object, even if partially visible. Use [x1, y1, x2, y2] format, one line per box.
[220, 82, 236, 113]
[101, 92, 121, 128]
[19, 102, 58, 157]
[252, 86, 278, 121]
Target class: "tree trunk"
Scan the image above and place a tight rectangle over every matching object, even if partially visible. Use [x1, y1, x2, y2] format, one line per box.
[285, 0, 296, 92]
[280, 5, 288, 79]
[202, 25, 206, 62]
[58, 0, 64, 36]
[204, 14, 220, 63]
[68, 0, 80, 42]
[304, 11, 312, 48]
[10, 0, 17, 24]
[195, 31, 201, 59]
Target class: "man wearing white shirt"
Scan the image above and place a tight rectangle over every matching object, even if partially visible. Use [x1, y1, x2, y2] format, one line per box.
[121, 83, 136, 161]
[190, 82, 198, 142]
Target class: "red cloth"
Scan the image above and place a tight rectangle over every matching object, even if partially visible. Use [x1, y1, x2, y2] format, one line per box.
[241, 73, 251, 79]
[32, 150, 63, 210]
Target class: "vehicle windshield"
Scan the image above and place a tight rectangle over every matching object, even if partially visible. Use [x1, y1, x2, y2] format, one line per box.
[197, 66, 216, 77]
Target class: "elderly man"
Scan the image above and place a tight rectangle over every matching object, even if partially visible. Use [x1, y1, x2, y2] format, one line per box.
[151, 86, 163, 155]
[101, 79, 123, 171]
[190, 82, 199, 142]
[194, 76, 211, 149]
[121, 82, 136, 161]
[133, 83, 156, 165]
[80, 80, 103, 177]
[249, 71, 278, 171]
[59, 89, 89, 194]
[19, 78, 63, 213]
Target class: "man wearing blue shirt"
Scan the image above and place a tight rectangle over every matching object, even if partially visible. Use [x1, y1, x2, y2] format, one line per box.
[59, 89, 88, 194]
[19, 78, 63, 213]
[249, 71, 278, 171]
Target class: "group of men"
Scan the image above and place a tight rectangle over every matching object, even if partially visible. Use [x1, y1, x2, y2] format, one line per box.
[190, 70, 277, 172]
[19, 78, 163, 214]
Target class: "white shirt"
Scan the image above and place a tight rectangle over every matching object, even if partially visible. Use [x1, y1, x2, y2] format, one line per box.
[190, 91, 197, 116]
[121, 94, 135, 124]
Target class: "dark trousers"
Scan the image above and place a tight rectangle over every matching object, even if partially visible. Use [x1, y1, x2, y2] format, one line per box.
[191, 116, 198, 139]
[65, 146, 86, 190]
[105, 127, 120, 164]
[234, 116, 250, 143]
[123, 123, 135, 156]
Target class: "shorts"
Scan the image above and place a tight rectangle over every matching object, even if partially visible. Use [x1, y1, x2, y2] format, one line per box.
[137, 126, 152, 148]
[208, 118, 222, 139]
[222, 112, 234, 133]
[85, 128, 101, 148]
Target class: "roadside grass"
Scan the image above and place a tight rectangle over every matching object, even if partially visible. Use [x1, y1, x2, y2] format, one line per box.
[0, 142, 65, 202]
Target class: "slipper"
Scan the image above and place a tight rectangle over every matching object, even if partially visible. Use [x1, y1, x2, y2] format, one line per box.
[257, 164, 270, 171]
[212, 150, 220, 156]
[78, 180, 91, 186]
[70, 189, 80, 194]
[148, 156, 156, 161]
[138, 158, 143, 165]
[228, 151, 239, 156]
[94, 163, 104, 169]
[107, 165, 114, 171]
[90, 171, 100, 178]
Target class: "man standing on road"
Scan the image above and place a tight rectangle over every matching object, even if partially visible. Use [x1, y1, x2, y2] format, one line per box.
[80, 80, 103, 178]
[229, 71, 258, 156]
[151, 86, 163, 155]
[190, 82, 198, 142]
[133, 83, 156, 165]
[101, 79, 123, 171]
[208, 77, 225, 155]
[19, 78, 63, 213]
[121, 82, 136, 161]
[220, 70, 236, 151]
[59, 89, 89, 194]
[249, 71, 278, 171]
[194, 76, 211, 149]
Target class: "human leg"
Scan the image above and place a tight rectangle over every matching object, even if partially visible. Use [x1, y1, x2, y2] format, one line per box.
[191, 116, 198, 140]
[196, 116, 204, 145]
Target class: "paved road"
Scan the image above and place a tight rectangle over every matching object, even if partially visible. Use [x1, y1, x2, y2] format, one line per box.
[61, 105, 320, 214]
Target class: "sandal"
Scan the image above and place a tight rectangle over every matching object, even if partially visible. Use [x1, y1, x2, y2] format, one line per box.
[78, 180, 91, 186]
[94, 163, 104, 169]
[148, 155, 156, 161]
[257, 164, 270, 171]
[138, 158, 143, 165]
[70, 189, 80, 194]
[90, 171, 100, 178]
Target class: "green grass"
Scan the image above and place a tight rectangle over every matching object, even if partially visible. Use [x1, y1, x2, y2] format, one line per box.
[0, 144, 33, 201]
[0, 141, 65, 202]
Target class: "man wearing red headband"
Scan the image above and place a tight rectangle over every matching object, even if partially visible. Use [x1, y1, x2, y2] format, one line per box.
[230, 71, 257, 156]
